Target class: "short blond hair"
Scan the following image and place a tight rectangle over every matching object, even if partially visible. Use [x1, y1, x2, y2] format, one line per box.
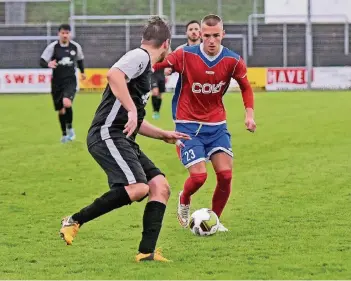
[201, 14, 223, 27]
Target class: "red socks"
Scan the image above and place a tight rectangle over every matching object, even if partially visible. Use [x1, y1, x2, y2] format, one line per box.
[180, 173, 207, 205]
[180, 170, 232, 218]
[212, 170, 232, 217]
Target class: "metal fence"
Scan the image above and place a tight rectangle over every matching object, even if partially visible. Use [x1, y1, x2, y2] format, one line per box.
[1, 22, 350, 68]
[248, 14, 350, 65]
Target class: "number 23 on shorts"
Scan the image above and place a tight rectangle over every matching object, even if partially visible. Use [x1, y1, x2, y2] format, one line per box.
[179, 145, 206, 168]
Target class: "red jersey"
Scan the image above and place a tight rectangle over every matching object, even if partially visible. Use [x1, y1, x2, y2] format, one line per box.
[153, 43, 253, 124]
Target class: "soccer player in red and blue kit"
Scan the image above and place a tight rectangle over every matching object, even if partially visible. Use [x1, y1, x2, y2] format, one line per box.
[153, 14, 256, 231]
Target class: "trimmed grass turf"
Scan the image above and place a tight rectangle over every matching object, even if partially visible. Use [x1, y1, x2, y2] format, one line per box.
[0, 90, 350, 279]
[25, 0, 264, 23]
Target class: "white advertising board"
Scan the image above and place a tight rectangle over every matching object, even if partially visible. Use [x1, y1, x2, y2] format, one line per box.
[266, 67, 310, 90]
[266, 67, 351, 90]
[0, 69, 79, 93]
[265, 0, 351, 23]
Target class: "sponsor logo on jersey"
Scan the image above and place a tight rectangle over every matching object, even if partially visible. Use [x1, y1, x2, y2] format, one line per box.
[191, 81, 226, 94]
[58, 57, 74, 66]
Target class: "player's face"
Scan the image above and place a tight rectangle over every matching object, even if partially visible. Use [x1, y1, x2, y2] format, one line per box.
[186, 23, 201, 44]
[58, 29, 71, 44]
[201, 23, 225, 56]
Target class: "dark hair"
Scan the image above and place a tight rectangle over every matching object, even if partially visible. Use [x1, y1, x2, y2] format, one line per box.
[142, 16, 171, 48]
[186, 20, 200, 31]
[58, 24, 71, 32]
[201, 14, 223, 26]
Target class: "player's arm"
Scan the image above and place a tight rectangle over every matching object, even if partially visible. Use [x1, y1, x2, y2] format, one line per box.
[40, 42, 57, 69]
[139, 120, 190, 145]
[75, 43, 85, 77]
[232, 58, 256, 132]
[108, 49, 149, 137]
[107, 68, 136, 112]
[153, 48, 184, 73]
[163, 46, 173, 76]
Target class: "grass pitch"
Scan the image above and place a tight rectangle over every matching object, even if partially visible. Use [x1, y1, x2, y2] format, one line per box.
[0, 91, 350, 279]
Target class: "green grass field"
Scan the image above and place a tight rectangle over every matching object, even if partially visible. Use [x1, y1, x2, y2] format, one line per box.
[26, 0, 264, 23]
[0, 90, 351, 279]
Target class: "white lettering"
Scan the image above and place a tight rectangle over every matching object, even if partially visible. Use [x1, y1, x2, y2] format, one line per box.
[192, 82, 203, 94]
[58, 57, 73, 66]
[191, 81, 227, 94]
[287, 71, 295, 83]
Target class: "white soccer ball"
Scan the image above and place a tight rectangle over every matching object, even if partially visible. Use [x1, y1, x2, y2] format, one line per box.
[189, 208, 219, 236]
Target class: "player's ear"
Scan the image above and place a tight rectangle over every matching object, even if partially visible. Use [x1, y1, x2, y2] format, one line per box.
[222, 29, 226, 38]
[163, 39, 170, 50]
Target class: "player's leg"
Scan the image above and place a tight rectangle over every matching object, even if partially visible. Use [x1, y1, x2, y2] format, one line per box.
[62, 79, 77, 140]
[51, 84, 69, 143]
[58, 108, 68, 143]
[151, 86, 161, 120]
[155, 79, 166, 117]
[135, 151, 170, 262]
[206, 131, 234, 232]
[177, 137, 207, 228]
[59, 138, 149, 245]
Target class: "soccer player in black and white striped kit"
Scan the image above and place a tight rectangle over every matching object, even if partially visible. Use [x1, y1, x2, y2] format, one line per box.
[59, 17, 190, 262]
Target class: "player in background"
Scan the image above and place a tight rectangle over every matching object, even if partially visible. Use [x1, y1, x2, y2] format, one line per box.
[176, 19, 201, 50]
[59, 16, 190, 262]
[150, 68, 166, 120]
[40, 24, 86, 143]
[150, 20, 202, 120]
[153, 14, 256, 231]
[151, 19, 202, 120]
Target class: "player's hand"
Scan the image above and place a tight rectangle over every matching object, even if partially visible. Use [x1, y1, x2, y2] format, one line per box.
[81, 73, 87, 80]
[245, 117, 256, 133]
[164, 67, 173, 76]
[161, 131, 191, 147]
[123, 110, 138, 138]
[48, 60, 57, 69]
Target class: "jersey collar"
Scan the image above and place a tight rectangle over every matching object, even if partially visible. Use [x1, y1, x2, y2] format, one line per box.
[197, 43, 224, 68]
[199, 43, 223, 62]
[59, 41, 70, 47]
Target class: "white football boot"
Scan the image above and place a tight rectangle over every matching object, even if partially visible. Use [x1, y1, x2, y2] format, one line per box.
[177, 191, 190, 228]
[217, 222, 229, 232]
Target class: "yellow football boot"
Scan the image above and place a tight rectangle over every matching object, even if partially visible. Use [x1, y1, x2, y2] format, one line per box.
[135, 248, 171, 262]
[59, 216, 80, 245]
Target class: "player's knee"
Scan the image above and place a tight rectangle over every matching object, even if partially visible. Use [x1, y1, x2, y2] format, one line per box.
[63, 97, 72, 108]
[190, 172, 208, 187]
[125, 183, 149, 202]
[148, 175, 171, 202]
[58, 108, 66, 115]
[188, 161, 207, 174]
[152, 89, 159, 96]
[216, 170, 232, 187]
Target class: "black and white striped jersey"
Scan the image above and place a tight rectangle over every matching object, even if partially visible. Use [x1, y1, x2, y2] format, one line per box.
[41, 40, 84, 81]
[87, 48, 152, 145]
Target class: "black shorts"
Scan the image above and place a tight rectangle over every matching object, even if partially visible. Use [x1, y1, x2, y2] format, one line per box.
[51, 78, 77, 111]
[151, 74, 166, 94]
[88, 137, 164, 187]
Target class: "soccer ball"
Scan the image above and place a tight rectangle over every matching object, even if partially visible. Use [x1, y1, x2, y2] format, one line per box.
[189, 208, 219, 236]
